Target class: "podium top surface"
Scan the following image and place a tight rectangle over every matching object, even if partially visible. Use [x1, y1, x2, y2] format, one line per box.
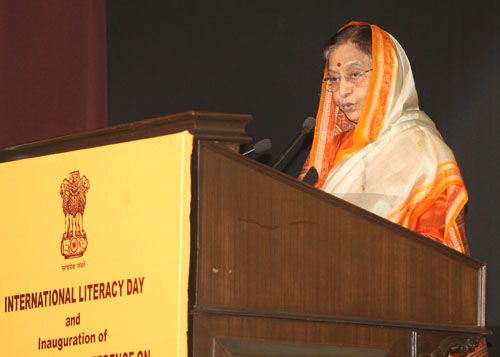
[0, 111, 252, 163]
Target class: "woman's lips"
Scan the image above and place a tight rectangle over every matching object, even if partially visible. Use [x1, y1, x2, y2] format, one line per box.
[342, 103, 354, 112]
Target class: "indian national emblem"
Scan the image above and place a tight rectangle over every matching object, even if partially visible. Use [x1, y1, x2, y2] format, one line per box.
[60, 170, 90, 258]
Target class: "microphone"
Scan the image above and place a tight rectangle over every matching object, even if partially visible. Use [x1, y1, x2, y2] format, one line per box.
[242, 138, 272, 156]
[271, 116, 315, 169]
[302, 166, 318, 186]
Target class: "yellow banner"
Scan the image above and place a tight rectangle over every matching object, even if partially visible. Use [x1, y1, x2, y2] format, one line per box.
[0, 132, 192, 356]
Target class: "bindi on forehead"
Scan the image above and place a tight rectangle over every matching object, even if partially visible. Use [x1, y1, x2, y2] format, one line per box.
[337, 62, 341, 67]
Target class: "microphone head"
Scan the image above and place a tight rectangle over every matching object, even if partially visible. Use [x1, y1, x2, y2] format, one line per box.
[253, 138, 272, 154]
[303, 166, 319, 186]
[302, 116, 316, 133]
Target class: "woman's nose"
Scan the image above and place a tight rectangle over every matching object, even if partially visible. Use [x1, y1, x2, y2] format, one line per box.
[338, 77, 353, 97]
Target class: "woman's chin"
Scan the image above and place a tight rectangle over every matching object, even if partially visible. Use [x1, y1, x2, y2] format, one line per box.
[345, 114, 359, 124]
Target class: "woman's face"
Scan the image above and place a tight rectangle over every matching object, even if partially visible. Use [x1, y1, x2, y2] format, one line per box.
[327, 42, 373, 123]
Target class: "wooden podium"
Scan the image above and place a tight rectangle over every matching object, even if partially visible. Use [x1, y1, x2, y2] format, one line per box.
[0, 112, 489, 356]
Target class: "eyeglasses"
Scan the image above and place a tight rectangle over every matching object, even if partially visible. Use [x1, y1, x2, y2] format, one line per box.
[322, 68, 373, 92]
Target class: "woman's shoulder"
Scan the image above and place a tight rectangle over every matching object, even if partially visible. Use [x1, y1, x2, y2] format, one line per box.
[387, 110, 456, 161]
[392, 110, 446, 140]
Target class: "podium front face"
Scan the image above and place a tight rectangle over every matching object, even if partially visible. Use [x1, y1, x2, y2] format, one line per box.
[190, 142, 488, 356]
[0, 112, 488, 356]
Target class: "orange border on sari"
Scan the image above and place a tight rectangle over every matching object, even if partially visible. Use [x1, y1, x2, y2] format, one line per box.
[309, 23, 399, 185]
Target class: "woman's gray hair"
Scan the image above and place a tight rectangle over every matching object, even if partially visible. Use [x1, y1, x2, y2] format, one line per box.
[323, 25, 372, 61]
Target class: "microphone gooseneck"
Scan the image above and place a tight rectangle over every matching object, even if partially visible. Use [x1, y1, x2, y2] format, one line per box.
[271, 116, 315, 170]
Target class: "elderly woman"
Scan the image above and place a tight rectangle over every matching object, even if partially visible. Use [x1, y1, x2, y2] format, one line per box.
[300, 22, 487, 355]
[301, 22, 468, 252]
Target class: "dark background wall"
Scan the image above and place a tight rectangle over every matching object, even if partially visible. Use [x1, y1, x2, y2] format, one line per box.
[107, 0, 500, 350]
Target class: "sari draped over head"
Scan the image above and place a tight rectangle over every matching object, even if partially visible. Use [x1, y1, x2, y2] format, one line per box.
[300, 22, 469, 254]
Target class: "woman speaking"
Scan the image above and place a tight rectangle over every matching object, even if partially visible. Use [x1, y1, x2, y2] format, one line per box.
[300, 22, 487, 355]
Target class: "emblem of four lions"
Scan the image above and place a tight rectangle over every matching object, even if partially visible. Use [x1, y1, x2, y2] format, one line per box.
[60, 170, 90, 239]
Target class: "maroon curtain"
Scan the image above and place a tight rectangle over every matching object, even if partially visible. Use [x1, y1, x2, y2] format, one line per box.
[0, 0, 108, 148]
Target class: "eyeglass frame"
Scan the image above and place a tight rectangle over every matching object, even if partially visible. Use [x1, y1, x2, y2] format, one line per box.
[322, 68, 373, 91]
